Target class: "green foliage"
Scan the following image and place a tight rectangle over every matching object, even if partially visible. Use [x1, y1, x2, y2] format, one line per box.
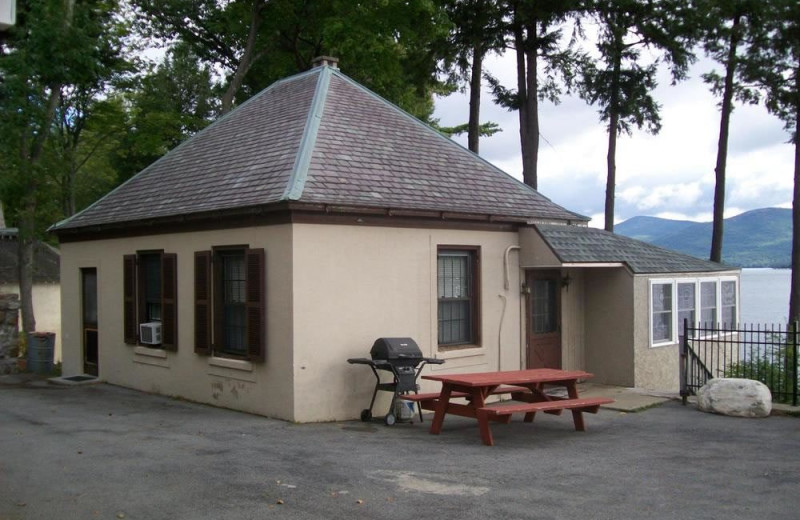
[133, 0, 451, 121]
[577, 0, 698, 136]
[698, 0, 765, 107]
[725, 340, 797, 404]
[435, 121, 502, 139]
[0, 0, 132, 230]
[111, 44, 218, 183]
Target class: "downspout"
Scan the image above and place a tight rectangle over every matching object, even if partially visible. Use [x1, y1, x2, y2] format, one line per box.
[499, 245, 521, 371]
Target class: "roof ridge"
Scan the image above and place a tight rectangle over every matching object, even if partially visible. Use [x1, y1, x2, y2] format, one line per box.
[282, 66, 332, 200]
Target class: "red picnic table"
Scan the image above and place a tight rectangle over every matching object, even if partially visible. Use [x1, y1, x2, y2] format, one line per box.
[400, 368, 613, 446]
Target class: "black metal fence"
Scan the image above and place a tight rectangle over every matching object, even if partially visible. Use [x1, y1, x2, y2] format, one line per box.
[679, 320, 798, 406]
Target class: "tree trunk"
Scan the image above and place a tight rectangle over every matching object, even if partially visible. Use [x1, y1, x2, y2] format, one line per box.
[220, 1, 264, 115]
[467, 45, 483, 154]
[789, 70, 800, 324]
[710, 14, 742, 263]
[17, 0, 74, 333]
[517, 21, 539, 190]
[605, 52, 622, 232]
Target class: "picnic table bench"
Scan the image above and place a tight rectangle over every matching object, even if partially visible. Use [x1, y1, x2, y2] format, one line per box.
[420, 369, 614, 446]
[476, 396, 614, 446]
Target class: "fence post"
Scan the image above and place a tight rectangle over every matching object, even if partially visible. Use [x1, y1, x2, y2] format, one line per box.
[793, 321, 798, 407]
[680, 318, 688, 405]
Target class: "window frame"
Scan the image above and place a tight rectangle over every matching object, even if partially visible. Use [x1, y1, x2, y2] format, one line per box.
[649, 276, 738, 348]
[437, 245, 481, 350]
[123, 250, 178, 350]
[194, 246, 266, 362]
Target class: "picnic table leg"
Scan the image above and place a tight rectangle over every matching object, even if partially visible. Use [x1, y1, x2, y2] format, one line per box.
[476, 408, 494, 446]
[566, 381, 586, 431]
[429, 385, 453, 435]
[523, 411, 537, 423]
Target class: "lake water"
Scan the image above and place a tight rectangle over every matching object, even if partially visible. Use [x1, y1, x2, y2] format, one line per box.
[740, 268, 791, 325]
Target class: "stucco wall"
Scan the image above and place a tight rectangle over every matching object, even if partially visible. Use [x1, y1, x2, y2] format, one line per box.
[0, 283, 61, 362]
[291, 224, 523, 422]
[59, 225, 295, 419]
[584, 268, 635, 386]
[560, 268, 585, 371]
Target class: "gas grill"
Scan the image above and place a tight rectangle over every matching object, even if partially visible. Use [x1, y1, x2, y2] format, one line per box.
[348, 337, 443, 425]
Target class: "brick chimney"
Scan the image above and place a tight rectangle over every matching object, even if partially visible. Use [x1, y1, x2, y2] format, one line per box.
[311, 56, 339, 69]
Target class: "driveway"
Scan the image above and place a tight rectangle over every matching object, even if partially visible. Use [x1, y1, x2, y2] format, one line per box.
[1, 381, 798, 520]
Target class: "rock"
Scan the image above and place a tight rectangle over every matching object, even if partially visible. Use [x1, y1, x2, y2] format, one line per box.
[697, 378, 772, 418]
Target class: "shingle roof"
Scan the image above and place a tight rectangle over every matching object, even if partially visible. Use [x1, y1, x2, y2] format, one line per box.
[535, 224, 735, 274]
[52, 65, 584, 233]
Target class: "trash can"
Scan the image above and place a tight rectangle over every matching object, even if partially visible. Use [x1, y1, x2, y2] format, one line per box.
[26, 332, 55, 374]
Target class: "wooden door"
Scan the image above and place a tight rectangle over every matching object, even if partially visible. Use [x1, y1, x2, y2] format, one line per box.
[526, 270, 561, 369]
[81, 268, 99, 376]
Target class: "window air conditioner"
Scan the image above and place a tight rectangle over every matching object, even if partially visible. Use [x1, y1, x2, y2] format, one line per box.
[139, 322, 162, 345]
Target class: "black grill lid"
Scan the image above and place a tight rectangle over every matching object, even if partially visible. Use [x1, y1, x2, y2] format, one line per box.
[370, 337, 422, 360]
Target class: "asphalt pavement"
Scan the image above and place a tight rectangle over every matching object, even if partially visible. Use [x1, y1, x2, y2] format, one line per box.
[1, 380, 799, 520]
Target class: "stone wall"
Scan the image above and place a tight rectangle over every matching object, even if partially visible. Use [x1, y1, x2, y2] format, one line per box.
[0, 294, 20, 375]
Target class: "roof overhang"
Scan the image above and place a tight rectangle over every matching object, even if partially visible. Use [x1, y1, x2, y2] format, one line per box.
[52, 201, 578, 243]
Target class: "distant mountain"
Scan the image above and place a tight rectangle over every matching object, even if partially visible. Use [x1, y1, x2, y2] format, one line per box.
[616, 208, 792, 268]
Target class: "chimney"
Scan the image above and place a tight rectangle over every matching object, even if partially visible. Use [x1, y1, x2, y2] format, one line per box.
[311, 56, 339, 69]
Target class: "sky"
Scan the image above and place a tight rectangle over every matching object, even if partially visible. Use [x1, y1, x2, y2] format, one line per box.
[432, 51, 795, 228]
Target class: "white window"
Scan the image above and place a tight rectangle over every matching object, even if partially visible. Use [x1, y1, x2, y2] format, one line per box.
[649, 276, 738, 347]
[700, 281, 717, 326]
[651, 282, 673, 344]
[721, 280, 737, 326]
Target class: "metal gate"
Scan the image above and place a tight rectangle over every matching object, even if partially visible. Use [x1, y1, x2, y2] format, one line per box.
[679, 320, 798, 406]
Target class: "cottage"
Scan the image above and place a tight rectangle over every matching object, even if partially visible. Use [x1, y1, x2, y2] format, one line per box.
[51, 58, 738, 421]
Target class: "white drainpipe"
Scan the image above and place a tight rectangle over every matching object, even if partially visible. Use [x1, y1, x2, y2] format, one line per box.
[499, 245, 521, 371]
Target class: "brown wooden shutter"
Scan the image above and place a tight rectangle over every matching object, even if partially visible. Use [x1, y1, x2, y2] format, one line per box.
[123, 255, 137, 344]
[194, 251, 212, 355]
[246, 248, 266, 362]
[161, 253, 178, 351]
[137, 254, 148, 340]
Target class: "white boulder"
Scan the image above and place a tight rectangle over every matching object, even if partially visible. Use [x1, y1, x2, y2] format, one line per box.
[697, 378, 772, 418]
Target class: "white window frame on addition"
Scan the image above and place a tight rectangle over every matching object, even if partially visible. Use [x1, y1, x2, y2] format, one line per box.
[649, 276, 739, 348]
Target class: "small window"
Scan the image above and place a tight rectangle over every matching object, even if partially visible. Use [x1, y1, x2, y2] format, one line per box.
[721, 280, 737, 326]
[219, 250, 247, 357]
[141, 253, 162, 322]
[651, 282, 673, 344]
[700, 281, 717, 326]
[194, 247, 266, 361]
[437, 247, 480, 347]
[123, 252, 178, 350]
[532, 279, 557, 333]
[677, 282, 695, 341]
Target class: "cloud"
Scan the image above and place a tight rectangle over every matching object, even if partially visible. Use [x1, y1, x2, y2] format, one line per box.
[433, 50, 795, 225]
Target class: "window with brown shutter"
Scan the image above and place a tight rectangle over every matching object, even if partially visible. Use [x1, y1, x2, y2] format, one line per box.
[197, 246, 266, 361]
[123, 251, 178, 349]
[246, 248, 266, 362]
